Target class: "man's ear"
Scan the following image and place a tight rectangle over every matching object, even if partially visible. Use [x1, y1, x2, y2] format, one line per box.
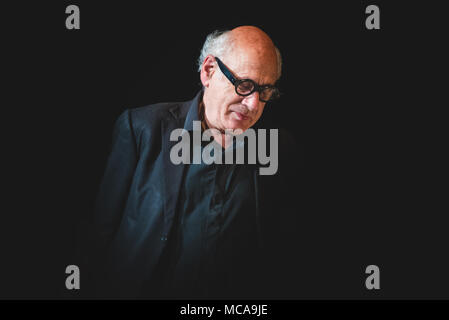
[200, 55, 216, 88]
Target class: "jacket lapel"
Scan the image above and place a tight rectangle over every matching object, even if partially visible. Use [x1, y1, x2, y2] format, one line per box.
[161, 114, 188, 238]
[160, 92, 202, 238]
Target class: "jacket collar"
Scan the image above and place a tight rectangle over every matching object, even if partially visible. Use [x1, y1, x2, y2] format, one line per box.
[183, 90, 203, 131]
[166, 90, 203, 130]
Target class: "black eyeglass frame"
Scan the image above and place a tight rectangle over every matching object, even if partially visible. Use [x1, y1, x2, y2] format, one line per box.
[214, 56, 280, 102]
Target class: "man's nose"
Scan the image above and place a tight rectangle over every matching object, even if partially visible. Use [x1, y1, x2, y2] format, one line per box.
[242, 91, 262, 112]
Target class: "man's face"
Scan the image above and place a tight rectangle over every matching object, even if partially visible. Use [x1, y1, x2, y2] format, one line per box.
[201, 50, 278, 133]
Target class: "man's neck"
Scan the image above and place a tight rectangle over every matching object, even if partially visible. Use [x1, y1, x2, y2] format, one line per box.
[199, 100, 234, 149]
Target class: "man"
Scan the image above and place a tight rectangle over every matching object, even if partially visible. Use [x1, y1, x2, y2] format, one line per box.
[88, 26, 300, 299]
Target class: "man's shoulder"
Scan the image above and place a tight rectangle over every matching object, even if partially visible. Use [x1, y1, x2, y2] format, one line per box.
[129, 101, 183, 127]
[123, 94, 196, 134]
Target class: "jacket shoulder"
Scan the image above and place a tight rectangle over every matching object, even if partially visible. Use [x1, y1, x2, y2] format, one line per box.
[120, 100, 187, 153]
[129, 101, 182, 130]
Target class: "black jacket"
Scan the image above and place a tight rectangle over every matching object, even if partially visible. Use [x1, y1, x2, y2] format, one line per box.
[88, 91, 301, 298]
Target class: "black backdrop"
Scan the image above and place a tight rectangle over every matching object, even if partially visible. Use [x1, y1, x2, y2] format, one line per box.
[2, 0, 448, 299]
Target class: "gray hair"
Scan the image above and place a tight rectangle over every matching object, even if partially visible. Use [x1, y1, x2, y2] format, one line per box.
[197, 29, 283, 80]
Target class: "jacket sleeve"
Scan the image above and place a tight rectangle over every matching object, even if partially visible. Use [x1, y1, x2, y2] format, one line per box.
[93, 109, 138, 242]
[87, 109, 138, 294]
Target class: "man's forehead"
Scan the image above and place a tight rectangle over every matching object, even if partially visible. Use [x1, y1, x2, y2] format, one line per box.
[225, 51, 278, 83]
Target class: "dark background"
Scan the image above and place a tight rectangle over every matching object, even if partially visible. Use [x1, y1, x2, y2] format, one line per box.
[2, 1, 448, 299]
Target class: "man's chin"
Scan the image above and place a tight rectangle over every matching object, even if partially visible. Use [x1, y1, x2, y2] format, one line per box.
[224, 120, 250, 133]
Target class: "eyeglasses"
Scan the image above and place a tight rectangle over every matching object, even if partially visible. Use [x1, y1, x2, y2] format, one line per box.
[215, 56, 280, 103]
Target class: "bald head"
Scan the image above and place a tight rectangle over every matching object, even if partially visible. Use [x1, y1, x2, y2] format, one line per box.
[226, 26, 280, 81]
[230, 26, 275, 47]
[198, 26, 282, 80]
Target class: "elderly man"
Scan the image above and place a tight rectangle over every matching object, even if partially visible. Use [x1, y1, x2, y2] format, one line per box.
[89, 26, 300, 299]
